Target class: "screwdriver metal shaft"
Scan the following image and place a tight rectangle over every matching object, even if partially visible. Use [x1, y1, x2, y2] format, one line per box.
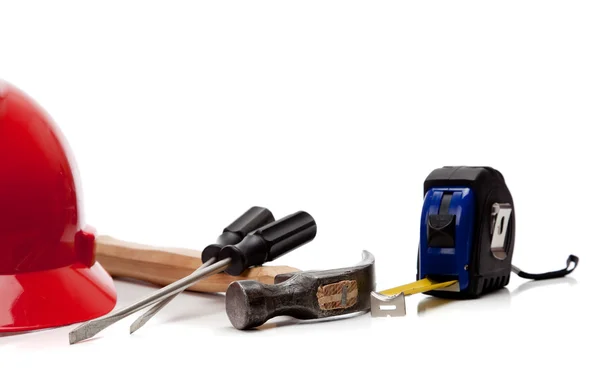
[129, 257, 218, 334]
[69, 258, 231, 344]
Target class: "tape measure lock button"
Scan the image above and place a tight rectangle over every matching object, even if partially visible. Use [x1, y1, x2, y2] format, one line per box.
[427, 214, 456, 248]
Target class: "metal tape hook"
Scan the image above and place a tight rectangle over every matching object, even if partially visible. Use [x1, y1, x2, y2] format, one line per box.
[370, 291, 406, 317]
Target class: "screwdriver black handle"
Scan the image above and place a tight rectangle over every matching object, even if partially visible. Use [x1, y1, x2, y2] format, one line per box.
[220, 211, 317, 275]
[202, 207, 275, 263]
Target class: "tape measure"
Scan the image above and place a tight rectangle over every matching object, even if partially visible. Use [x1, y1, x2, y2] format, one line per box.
[371, 166, 579, 317]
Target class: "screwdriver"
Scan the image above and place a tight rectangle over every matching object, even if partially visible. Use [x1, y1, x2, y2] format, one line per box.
[69, 210, 317, 344]
[129, 210, 317, 333]
[129, 206, 278, 332]
[68, 206, 275, 344]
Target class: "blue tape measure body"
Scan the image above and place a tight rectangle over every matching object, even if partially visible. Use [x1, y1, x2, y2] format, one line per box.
[418, 187, 475, 291]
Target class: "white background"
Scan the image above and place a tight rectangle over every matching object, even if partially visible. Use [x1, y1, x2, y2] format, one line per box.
[1, 1, 598, 389]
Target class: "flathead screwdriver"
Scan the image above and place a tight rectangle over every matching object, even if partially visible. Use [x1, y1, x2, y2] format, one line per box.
[68, 206, 275, 344]
[129, 210, 317, 334]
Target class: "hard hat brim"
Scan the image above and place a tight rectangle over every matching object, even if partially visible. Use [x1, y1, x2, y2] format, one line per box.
[0, 262, 117, 332]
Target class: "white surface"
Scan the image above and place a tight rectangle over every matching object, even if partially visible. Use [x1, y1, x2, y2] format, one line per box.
[1, 1, 599, 389]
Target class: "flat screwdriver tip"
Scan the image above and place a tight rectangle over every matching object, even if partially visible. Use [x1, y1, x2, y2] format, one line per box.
[68, 315, 122, 345]
[129, 321, 143, 335]
[129, 311, 152, 335]
[129, 294, 175, 335]
[129, 313, 148, 334]
[68, 325, 91, 345]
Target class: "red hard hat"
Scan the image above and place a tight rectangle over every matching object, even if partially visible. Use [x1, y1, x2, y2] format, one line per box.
[0, 80, 116, 332]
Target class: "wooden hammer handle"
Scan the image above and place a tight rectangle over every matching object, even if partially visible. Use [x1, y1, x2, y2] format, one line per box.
[95, 235, 299, 293]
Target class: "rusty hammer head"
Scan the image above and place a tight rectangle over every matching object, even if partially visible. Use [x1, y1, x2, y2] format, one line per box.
[225, 251, 376, 330]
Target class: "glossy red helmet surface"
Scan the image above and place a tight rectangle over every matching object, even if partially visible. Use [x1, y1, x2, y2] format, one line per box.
[0, 80, 116, 332]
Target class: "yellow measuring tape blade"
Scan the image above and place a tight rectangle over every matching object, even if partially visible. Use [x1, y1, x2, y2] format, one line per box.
[378, 278, 458, 297]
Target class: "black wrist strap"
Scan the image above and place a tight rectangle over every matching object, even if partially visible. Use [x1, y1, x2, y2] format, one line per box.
[511, 255, 579, 281]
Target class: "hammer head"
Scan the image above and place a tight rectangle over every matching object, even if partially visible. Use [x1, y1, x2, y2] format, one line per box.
[225, 251, 376, 329]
